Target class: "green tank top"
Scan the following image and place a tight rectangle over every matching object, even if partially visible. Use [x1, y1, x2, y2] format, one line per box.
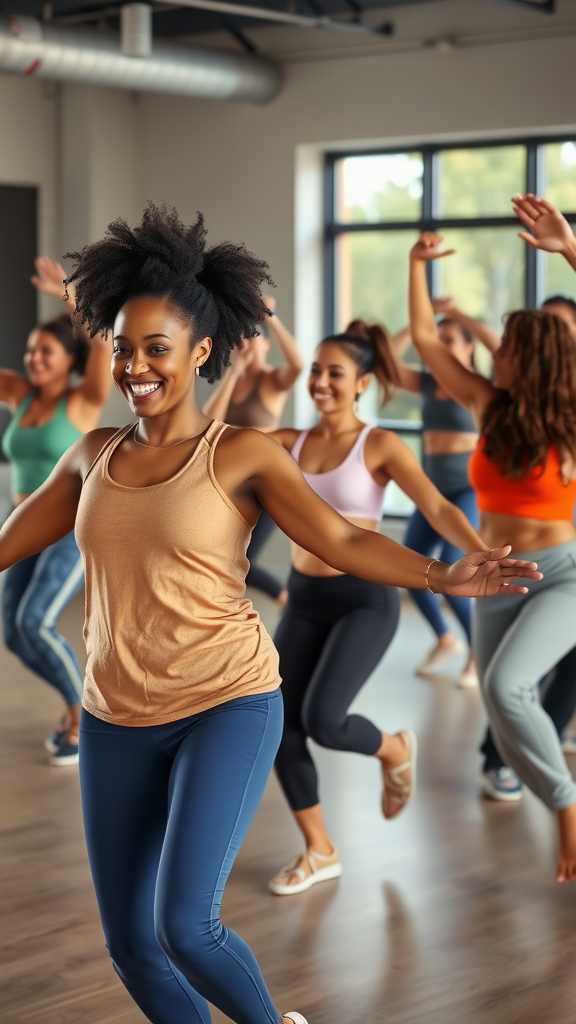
[1, 390, 83, 494]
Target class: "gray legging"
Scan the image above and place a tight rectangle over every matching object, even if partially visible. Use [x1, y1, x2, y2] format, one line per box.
[474, 540, 576, 812]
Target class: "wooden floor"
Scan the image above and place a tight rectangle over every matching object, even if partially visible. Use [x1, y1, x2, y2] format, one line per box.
[1, 585, 576, 1024]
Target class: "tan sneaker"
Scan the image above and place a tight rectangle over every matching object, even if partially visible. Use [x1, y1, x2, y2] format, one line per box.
[381, 729, 417, 821]
[269, 848, 342, 895]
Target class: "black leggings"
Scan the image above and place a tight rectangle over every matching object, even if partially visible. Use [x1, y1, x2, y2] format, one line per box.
[274, 569, 400, 812]
[481, 644, 576, 772]
[245, 512, 283, 600]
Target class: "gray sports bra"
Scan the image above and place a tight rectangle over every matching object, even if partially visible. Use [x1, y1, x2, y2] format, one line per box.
[421, 372, 476, 433]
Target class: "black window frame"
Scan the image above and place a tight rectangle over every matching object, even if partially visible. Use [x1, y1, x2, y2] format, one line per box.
[324, 135, 576, 337]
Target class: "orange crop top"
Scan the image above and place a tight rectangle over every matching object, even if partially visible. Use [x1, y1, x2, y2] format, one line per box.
[468, 440, 576, 521]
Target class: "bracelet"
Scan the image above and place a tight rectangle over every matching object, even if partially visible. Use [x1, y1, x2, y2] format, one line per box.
[425, 558, 438, 594]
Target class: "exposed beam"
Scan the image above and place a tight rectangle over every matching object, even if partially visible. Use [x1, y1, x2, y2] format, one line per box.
[153, 0, 393, 35]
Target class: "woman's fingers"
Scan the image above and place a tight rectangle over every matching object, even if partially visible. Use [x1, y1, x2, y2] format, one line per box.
[517, 231, 540, 248]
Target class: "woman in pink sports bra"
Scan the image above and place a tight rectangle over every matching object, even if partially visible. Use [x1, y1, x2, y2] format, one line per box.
[268, 329, 492, 896]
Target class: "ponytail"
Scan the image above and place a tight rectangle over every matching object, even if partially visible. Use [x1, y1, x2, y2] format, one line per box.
[339, 319, 400, 405]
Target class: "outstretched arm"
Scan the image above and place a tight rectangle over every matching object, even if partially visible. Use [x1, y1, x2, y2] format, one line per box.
[513, 194, 576, 272]
[264, 297, 304, 392]
[226, 431, 541, 598]
[0, 438, 86, 571]
[409, 235, 495, 420]
[432, 295, 502, 354]
[376, 431, 486, 553]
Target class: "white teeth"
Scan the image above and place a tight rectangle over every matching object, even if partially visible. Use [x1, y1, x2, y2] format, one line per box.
[130, 382, 161, 395]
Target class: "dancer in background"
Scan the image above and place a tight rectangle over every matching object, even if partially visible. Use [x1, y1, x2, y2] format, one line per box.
[409, 221, 576, 882]
[0, 257, 111, 765]
[268, 327, 500, 896]
[0, 205, 540, 1024]
[204, 295, 303, 607]
[389, 312, 480, 687]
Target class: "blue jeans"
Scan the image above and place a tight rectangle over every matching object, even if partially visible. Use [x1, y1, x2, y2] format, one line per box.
[403, 486, 478, 645]
[79, 691, 284, 1024]
[2, 531, 84, 706]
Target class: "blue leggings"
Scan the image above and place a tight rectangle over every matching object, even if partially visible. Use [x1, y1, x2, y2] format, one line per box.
[403, 487, 478, 645]
[2, 530, 84, 706]
[79, 691, 284, 1024]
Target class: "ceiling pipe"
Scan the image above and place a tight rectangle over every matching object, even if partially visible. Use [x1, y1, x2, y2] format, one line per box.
[0, 13, 281, 101]
[120, 2, 153, 57]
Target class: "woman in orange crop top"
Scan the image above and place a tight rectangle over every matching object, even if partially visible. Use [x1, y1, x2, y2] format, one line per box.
[409, 216, 576, 885]
[0, 205, 540, 1024]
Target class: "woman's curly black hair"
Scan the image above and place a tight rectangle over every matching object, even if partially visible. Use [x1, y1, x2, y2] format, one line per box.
[64, 203, 274, 383]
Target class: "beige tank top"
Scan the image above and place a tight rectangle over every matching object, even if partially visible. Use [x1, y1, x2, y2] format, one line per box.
[75, 420, 280, 726]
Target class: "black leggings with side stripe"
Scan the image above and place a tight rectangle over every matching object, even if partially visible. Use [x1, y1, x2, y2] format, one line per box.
[274, 568, 400, 812]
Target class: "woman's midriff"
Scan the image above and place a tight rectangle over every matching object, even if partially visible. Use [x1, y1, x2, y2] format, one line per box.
[423, 430, 478, 456]
[292, 518, 379, 577]
[478, 511, 576, 553]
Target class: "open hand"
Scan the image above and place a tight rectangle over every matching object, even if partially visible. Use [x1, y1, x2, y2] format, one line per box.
[411, 233, 456, 263]
[512, 194, 576, 255]
[433, 546, 542, 598]
[31, 257, 72, 302]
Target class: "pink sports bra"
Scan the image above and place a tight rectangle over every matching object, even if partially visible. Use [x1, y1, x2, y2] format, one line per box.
[291, 424, 385, 521]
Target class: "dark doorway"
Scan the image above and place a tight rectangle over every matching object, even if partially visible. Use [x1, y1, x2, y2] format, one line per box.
[0, 185, 38, 457]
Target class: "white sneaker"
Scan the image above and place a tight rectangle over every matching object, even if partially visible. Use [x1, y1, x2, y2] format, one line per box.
[283, 1014, 308, 1024]
[458, 665, 479, 689]
[416, 637, 463, 676]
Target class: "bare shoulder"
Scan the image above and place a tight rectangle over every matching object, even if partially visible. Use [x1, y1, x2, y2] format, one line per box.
[0, 369, 32, 410]
[268, 427, 300, 451]
[365, 425, 413, 465]
[75, 426, 127, 475]
[216, 424, 298, 472]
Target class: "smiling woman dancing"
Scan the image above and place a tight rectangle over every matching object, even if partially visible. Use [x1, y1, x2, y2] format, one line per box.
[0, 205, 540, 1024]
[408, 213, 576, 884]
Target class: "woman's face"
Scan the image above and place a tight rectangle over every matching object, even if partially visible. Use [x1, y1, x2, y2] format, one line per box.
[112, 296, 211, 417]
[23, 329, 74, 387]
[438, 322, 474, 367]
[308, 342, 369, 414]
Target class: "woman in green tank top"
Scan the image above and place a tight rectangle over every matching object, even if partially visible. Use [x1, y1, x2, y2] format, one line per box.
[0, 257, 111, 766]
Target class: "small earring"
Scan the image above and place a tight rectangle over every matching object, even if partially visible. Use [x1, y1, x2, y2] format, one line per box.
[195, 366, 200, 376]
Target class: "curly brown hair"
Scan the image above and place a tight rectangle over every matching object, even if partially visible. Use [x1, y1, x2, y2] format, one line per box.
[482, 309, 576, 478]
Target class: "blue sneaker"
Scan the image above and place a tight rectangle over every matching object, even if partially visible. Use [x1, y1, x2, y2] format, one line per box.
[48, 740, 79, 767]
[481, 767, 523, 802]
[44, 728, 67, 754]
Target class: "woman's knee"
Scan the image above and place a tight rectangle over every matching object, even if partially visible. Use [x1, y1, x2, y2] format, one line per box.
[156, 911, 217, 977]
[302, 704, 344, 750]
[14, 602, 43, 652]
[483, 662, 526, 720]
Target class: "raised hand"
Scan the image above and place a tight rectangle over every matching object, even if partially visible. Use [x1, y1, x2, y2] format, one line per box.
[432, 547, 542, 599]
[410, 233, 456, 263]
[262, 294, 277, 315]
[432, 295, 457, 315]
[230, 342, 255, 376]
[512, 194, 576, 255]
[31, 257, 73, 303]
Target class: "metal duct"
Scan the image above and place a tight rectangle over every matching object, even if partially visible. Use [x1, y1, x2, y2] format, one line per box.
[0, 14, 281, 102]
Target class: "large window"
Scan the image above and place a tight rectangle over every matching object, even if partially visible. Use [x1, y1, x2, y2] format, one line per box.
[325, 139, 576, 515]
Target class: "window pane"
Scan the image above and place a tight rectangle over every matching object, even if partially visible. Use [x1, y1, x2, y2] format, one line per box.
[541, 250, 576, 305]
[335, 230, 421, 421]
[335, 153, 423, 224]
[436, 228, 525, 342]
[542, 141, 576, 212]
[436, 146, 525, 218]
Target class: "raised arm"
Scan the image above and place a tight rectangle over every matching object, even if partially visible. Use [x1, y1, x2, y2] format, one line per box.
[202, 347, 253, 421]
[32, 257, 112, 409]
[513, 194, 576, 272]
[264, 297, 304, 392]
[0, 369, 31, 411]
[409, 235, 495, 420]
[386, 325, 423, 393]
[432, 295, 502, 354]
